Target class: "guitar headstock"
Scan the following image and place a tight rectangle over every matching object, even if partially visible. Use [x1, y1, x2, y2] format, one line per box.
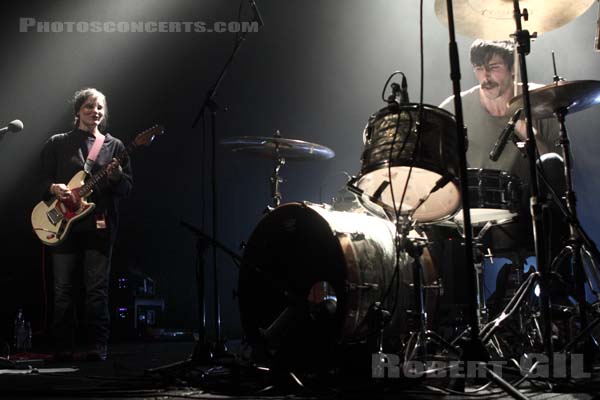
[134, 124, 164, 147]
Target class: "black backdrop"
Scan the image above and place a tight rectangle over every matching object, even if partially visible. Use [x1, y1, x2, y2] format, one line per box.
[1, 0, 599, 343]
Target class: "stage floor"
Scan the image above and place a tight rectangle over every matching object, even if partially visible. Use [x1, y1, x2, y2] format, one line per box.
[0, 339, 598, 399]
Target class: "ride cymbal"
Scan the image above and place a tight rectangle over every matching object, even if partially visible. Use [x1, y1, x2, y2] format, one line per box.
[435, 0, 595, 39]
[508, 80, 600, 119]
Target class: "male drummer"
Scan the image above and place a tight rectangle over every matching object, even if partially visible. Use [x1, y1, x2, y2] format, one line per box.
[437, 39, 568, 318]
[439, 39, 561, 182]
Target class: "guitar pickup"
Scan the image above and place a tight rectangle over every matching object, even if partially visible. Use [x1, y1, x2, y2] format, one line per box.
[47, 208, 64, 225]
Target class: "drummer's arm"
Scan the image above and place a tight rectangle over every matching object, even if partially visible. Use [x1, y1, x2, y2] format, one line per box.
[514, 120, 554, 156]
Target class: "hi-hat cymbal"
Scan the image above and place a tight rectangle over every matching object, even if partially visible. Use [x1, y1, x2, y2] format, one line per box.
[221, 136, 335, 161]
[435, 0, 595, 40]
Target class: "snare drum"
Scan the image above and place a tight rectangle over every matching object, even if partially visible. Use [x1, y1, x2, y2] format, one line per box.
[452, 168, 523, 226]
[356, 103, 461, 223]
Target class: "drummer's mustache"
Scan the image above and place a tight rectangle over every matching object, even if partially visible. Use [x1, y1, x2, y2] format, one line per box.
[481, 81, 498, 89]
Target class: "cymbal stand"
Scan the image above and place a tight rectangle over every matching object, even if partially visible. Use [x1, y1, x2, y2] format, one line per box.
[269, 156, 284, 208]
[443, 1, 529, 397]
[455, 220, 501, 327]
[263, 131, 287, 212]
[546, 109, 600, 362]
[403, 234, 460, 362]
[400, 221, 460, 365]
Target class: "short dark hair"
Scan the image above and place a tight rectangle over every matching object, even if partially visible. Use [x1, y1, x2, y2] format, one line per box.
[72, 88, 108, 130]
[470, 39, 514, 70]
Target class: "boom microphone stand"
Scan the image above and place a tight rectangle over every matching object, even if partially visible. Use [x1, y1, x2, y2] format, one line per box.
[189, 3, 264, 356]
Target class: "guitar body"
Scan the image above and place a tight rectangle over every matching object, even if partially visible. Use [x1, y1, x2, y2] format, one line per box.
[31, 170, 96, 246]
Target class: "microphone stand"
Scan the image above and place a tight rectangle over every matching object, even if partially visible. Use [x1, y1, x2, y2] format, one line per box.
[191, 32, 247, 356]
[443, 2, 528, 398]
[145, 222, 244, 377]
[189, 7, 263, 356]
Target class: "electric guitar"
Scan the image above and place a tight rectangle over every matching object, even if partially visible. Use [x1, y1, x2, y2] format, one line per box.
[31, 125, 164, 246]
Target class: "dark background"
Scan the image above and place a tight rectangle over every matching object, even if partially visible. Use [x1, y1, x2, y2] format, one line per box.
[1, 0, 599, 343]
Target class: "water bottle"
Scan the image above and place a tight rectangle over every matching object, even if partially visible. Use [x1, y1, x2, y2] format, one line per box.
[13, 309, 26, 352]
[24, 321, 32, 351]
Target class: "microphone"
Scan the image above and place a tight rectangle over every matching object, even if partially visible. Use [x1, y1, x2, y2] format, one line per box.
[388, 83, 401, 104]
[0, 119, 24, 135]
[400, 74, 410, 104]
[595, 0, 600, 51]
[489, 109, 522, 161]
[248, 0, 265, 27]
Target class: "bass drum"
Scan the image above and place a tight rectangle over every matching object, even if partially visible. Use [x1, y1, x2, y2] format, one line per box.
[238, 202, 438, 369]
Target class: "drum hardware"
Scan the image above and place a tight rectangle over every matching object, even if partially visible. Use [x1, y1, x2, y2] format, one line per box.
[400, 231, 460, 363]
[221, 132, 335, 210]
[368, 302, 392, 354]
[237, 202, 440, 369]
[509, 75, 600, 365]
[435, 2, 534, 398]
[346, 282, 379, 291]
[271, 155, 285, 209]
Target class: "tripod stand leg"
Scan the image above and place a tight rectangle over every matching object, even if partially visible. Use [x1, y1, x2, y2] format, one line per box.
[485, 364, 529, 400]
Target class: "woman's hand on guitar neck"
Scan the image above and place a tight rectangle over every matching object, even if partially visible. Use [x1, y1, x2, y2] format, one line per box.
[107, 158, 123, 183]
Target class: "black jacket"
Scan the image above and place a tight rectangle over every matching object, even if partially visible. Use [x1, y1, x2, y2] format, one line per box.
[39, 128, 133, 243]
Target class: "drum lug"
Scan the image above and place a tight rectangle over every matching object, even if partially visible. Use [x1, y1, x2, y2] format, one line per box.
[333, 231, 365, 241]
[346, 282, 379, 291]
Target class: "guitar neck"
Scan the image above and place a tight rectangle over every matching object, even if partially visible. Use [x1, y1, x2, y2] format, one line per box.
[77, 141, 137, 197]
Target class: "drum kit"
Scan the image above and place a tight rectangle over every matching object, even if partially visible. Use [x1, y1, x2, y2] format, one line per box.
[220, 0, 600, 381]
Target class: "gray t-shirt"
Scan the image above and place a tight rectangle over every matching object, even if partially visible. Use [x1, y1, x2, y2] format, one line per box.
[439, 85, 559, 185]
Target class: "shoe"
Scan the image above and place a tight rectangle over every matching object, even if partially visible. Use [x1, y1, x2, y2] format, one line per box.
[86, 344, 108, 361]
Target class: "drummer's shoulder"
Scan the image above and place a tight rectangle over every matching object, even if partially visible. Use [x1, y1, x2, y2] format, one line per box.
[438, 85, 480, 109]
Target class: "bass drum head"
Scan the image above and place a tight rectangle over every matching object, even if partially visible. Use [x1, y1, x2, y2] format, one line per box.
[238, 203, 348, 369]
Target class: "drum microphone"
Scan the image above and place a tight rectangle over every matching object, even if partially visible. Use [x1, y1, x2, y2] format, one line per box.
[489, 109, 522, 162]
[0, 119, 24, 135]
[388, 83, 401, 104]
[400, 75, 409, 104]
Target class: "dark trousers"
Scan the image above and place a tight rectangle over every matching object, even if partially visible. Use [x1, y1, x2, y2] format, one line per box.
[51, 231, 112, 350]
[427, 153, 568, 313]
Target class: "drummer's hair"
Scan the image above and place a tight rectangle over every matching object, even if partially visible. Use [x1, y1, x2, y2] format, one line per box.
[469, 39, 514, 70]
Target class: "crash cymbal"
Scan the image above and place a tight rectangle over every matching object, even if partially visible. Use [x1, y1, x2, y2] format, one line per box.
[435, 0, 595, 39]
[221, 136, 335, 161]
[508, 80, 600, 119]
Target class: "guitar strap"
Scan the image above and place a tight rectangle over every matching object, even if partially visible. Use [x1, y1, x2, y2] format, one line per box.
[83, 131, 106, 174]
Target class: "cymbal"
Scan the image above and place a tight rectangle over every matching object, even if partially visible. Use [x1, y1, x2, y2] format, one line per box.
[508, 80, 600, 119]
[221, 136, 335, 161]
[435, 0, 595, 39]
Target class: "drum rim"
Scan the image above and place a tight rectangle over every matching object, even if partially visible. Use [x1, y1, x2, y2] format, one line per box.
[370, 102, 457, 121]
